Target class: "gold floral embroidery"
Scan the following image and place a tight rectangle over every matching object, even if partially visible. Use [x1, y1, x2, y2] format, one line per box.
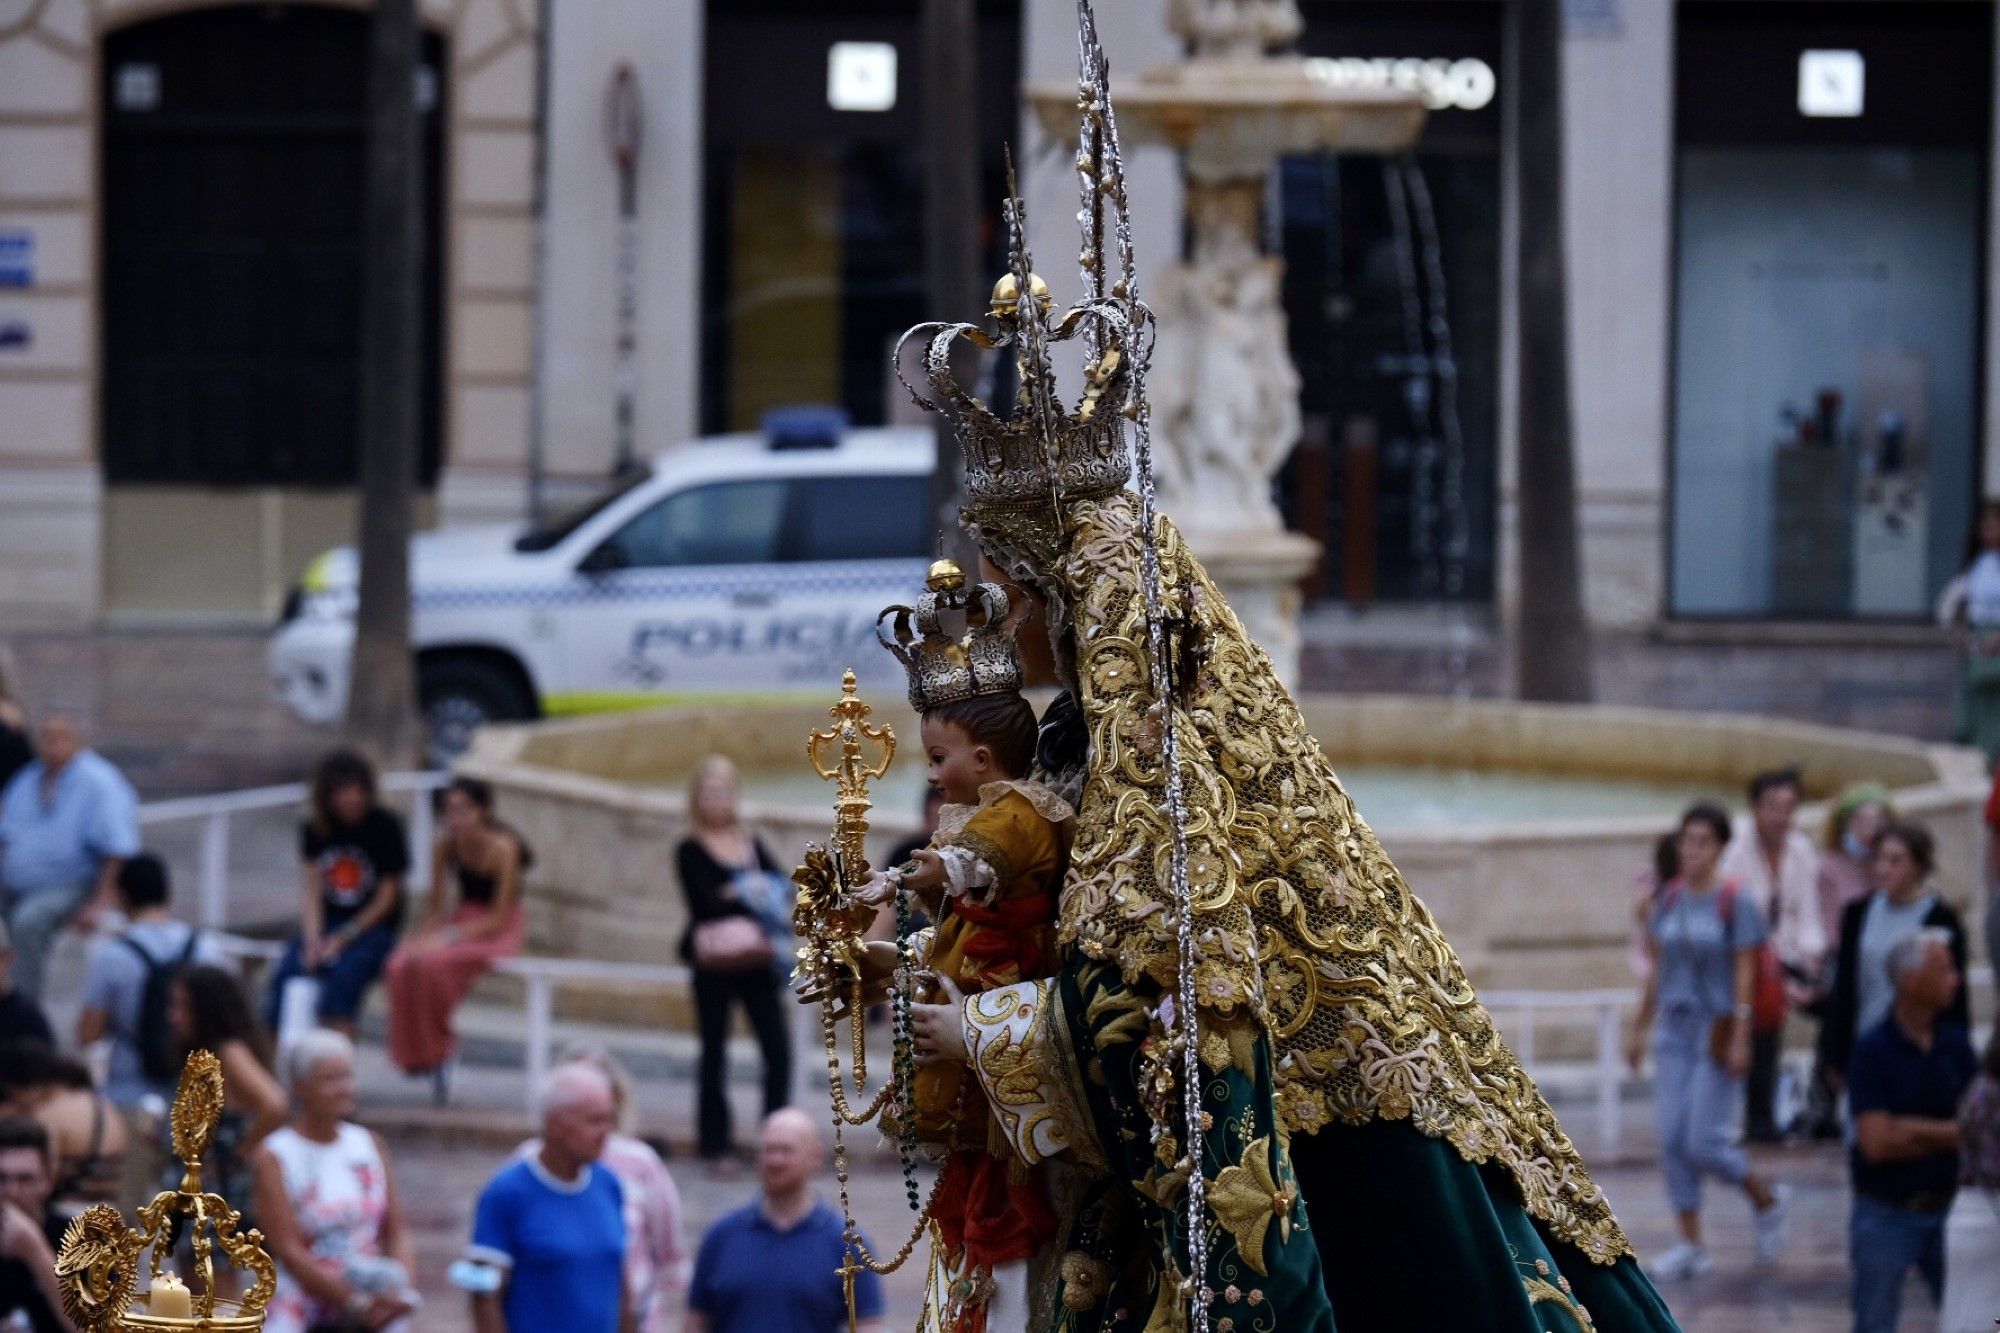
[1033, 495, 1633, 1264]
[1203, 1136, 1295, 1277]
[1059, 1252, 1112, 1311]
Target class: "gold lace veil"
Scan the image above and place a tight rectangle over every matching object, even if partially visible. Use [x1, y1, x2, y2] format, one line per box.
[972, 492, 1635, 1265]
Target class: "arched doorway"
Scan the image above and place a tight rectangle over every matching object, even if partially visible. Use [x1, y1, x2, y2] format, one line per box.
[99, 3, 446, 615]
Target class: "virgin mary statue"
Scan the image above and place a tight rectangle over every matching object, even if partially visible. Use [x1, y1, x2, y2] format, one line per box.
[869, 5, 1682, 1330]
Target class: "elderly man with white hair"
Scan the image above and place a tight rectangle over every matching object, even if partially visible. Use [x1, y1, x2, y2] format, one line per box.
[468, 1061, 629, 1333]
[1847, 926, 1978, 1333]
[0, 711, 139, 1000]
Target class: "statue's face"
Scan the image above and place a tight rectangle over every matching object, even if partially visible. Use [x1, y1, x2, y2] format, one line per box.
[978, 554, 1059, 688]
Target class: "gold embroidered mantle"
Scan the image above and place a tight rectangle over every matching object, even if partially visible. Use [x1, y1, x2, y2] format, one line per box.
[1033, 492, 1632, 1264]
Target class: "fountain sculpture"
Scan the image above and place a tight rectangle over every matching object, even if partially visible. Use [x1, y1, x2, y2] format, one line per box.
[1028, 0, 1426, 682]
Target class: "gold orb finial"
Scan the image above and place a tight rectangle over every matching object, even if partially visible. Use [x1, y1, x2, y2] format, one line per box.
[988, 271, 1051, 319]
[926, 559, 966, 594]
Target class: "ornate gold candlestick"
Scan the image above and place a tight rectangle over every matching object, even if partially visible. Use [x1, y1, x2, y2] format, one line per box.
[55, 1050, 276, 1331]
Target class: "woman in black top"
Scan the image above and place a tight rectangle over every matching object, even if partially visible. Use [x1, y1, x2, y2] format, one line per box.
[677, 755, 790, 1165]
[264, 751, 410, 1038]
[0, 651, 30, 793]
[383, 777, 528, 1098]
[1819, 821, 1971, 1088]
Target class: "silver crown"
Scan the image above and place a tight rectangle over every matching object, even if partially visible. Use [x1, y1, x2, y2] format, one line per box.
[875, 560, 1023, 712]
[894, 0, 1147, 525]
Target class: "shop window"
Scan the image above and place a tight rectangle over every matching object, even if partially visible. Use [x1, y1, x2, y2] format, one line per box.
[1669, 1, 1991, 619]
[99, 5, 447, 489]
[699, 1, 1020, 436]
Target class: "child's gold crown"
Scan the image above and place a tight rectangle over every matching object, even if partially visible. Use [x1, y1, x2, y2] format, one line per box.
[875, 560, 1024, 713]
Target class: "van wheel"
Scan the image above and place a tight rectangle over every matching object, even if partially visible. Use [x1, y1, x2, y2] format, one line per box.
[418, 657, 534, 766]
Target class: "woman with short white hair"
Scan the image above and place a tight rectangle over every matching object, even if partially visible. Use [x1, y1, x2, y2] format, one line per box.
[251, 1029, 419, 1333]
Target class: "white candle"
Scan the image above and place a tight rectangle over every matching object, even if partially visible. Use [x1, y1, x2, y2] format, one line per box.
[148, 1272, 193, 1318]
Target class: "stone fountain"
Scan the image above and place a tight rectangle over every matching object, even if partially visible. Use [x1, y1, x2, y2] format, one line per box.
[1029, 0, 1427, 684]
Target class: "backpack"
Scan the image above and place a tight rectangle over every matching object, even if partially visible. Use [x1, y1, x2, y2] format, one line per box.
[1657, 878, 1787, 1033]
[120, 929, 199, 1086]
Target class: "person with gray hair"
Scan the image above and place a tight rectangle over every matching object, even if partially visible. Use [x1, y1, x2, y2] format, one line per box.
[0, 711, 140, 999]
[467, 1062, 629, 1333]
[1847, 924, 1978, 1332]
[251, 1028, 418, 1333]
[510, 1046, 689, 1333]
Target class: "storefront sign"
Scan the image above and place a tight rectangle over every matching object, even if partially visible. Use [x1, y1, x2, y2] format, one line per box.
[1302, 56, 1496, 113]
[0, 231, 30, 288]
[1798, 49, 1865, 118]
[827, 41, 897, 113]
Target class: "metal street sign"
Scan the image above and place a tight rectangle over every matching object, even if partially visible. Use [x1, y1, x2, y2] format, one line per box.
[0, 230, 32, 288]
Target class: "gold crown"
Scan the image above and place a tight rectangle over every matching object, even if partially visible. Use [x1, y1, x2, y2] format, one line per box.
[56, 1050, 275, 1330]
[894, 0, 1146, 529]
[875, 559, 1024, 712]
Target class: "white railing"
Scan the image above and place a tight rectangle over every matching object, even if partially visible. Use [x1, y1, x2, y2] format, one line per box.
[158, 775, 1999, 1128]
[1486, 965, 1995, 1156]
[138, 771, 447, 930]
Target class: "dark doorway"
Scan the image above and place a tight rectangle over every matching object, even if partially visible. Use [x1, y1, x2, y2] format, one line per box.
[100, 4, 447, 489]
[1281, 1, 1503, 606]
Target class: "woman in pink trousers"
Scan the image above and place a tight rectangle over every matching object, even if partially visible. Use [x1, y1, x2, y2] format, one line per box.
[383, 776, 528, 1101]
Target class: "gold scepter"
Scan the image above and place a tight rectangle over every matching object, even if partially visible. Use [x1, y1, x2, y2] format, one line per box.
[792, 670, 947, 1330]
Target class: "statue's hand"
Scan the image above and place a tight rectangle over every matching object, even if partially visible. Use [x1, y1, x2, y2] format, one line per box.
[795, 939, 902, 1016]
[913, 973, 968, 1066]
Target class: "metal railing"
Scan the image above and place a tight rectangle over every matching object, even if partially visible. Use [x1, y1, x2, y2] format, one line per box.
[137, 771, 447, 930]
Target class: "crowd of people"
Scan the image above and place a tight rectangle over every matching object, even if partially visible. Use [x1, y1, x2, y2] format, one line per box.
[1627, 764, 2000, 1332]
[0, 707, 864, 1332]
[2, 660, 1997, 1332]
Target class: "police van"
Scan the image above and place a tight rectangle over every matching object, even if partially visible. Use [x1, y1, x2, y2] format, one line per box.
[269, 411, 934, 761]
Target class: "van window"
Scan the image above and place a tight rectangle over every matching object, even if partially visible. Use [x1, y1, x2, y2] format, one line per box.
[786, 475, 931, 562]
[601, 479, 788, 568]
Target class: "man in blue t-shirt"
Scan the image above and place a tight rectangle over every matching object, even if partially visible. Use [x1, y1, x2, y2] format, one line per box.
[1847, 927, 1977, 1333]
[468, 1064, 628, 1332]
[688, 1108, 886, 1333]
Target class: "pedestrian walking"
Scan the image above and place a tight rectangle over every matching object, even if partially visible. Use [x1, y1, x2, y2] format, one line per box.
[513, 1046, 689, 1333]
[1719, 766, 1824, 1140]
[1848, 929, 1976, 1333]
[1940, 1024, 2000, 1332]
[0, 712, 139, 1000]
[1938, 497, 2000, 765]
[264, 751, 410, 1039]
[1820, 822, 1970, 1091]
[676, 756, 791, 1169]
[382, 777, 527, 1098]
[1627, 802, 1790, 1280]
[1800, 783, 1896, 1137]
[465, 1063, 628, 1333]
[685, 1108, 886, 1333]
